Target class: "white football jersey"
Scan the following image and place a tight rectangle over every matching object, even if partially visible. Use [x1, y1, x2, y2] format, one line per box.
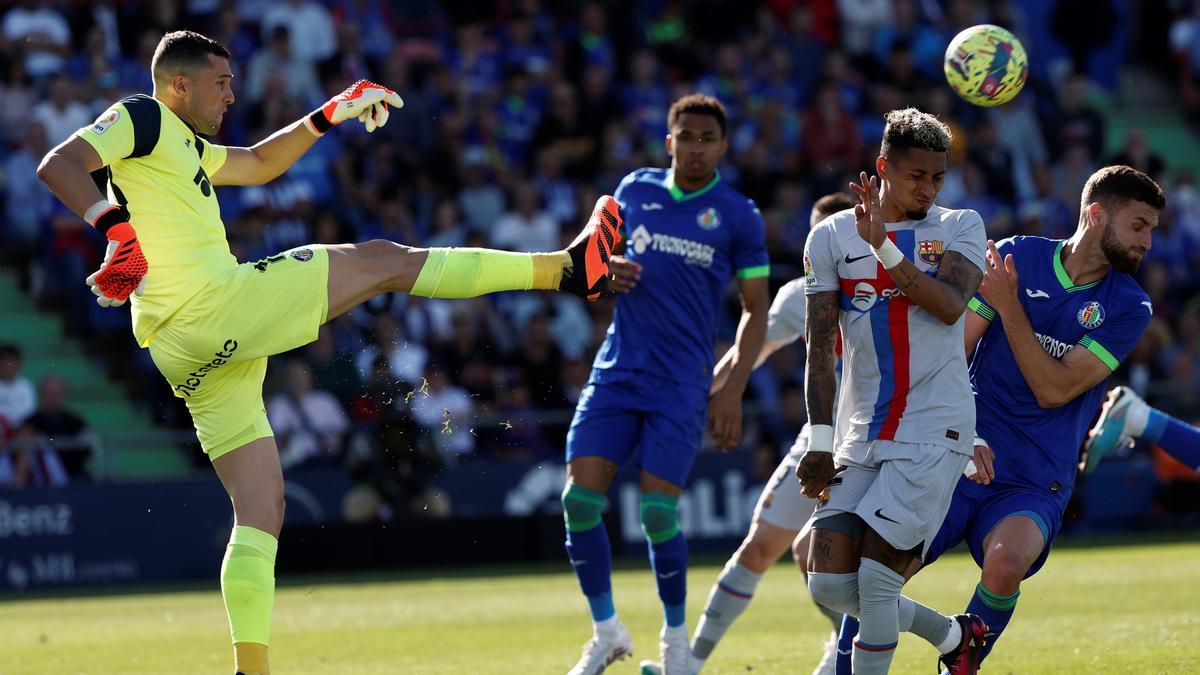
[803, 205, 987, 456]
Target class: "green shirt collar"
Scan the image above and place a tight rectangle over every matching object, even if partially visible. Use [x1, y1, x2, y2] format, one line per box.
[1053, 240, 1101, 292]
[666, 169, 721, 202]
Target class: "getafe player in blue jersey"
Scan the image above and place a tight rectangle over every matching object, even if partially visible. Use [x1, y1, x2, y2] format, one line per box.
[562, 94, 770, 675]
[834, 165, 1165, 674]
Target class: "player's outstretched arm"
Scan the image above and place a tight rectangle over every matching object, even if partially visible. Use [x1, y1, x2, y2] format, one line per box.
[708, 276, 770, 450]
[797, 290, 839, 497]
[213, 80, 403, 187]
[979, 241, 1112, 407]
[851, 173, 982, 324]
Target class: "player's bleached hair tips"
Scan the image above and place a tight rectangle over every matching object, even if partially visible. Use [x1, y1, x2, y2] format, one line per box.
[152, 31, 231, 82]
[1082, 165, 1166, 212]
[880, 107, 953, 158]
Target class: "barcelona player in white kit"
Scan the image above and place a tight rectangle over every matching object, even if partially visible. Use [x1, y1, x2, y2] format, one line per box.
[831, 165, 1166, 674]
[798, 109, 988, 675]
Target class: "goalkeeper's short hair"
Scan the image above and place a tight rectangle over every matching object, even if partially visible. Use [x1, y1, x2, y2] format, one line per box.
[152, 30, 231, 81]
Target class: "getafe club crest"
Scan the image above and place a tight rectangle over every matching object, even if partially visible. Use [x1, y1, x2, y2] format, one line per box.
[696, 207, 722, 230]
[290, 248, 314, 262]
[1077, 301, 1105, 329]
[918, 240, 944, 265]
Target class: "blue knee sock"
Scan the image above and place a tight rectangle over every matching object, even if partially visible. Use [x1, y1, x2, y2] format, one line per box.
[836, 614, 858, 675]
[642, 492, 687, 627]
[965, 582, 1019, 663]
[563, 484, 615, 622]
[649, 532, 688, 626]
[1145, 410, 1200, 470]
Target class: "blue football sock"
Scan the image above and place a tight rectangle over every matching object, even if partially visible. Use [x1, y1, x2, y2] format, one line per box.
[836, 614, 858, 675]
[649, 531, 688, 626]
[642, 492, 687, 627]
[965, 582, 1019, 663]
[566, 524, 615, 621]
[1145, 410, 1200, 470]
[563, 484, 615, 623]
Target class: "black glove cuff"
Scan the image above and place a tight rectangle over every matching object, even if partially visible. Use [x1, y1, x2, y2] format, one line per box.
[93, 206, 130, 235]
[307, 109, 333, 134]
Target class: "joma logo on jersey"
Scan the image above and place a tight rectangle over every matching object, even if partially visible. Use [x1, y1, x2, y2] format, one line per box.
[918, 240, 944, 264]
[629, 225, 715, 267]
[1077, 301, 1105, 329]
[1035, 332, 1074, 360]
[174, 340, 239, 397]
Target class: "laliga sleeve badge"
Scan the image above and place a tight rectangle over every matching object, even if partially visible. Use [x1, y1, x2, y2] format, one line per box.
[91, 109, 120, 135]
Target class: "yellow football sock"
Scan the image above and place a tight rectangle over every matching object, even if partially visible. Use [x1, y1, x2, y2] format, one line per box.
[410, 248, 568, 297]
[221, 526, 277, 670]
[234, 641, 269, 674]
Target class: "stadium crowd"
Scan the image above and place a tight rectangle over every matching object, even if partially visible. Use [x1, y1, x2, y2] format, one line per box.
[1, 0, 1198, 516]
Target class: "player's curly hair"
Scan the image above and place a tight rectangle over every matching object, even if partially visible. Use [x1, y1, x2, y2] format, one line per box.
[880, 107, 953, 158]
[667, 94, 728, 138]
[152, 31, 231, 82]
[1082, 165, 1166, 212]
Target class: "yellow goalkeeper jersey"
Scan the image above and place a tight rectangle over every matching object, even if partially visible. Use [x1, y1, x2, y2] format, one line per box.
[77, 94, 235, 347]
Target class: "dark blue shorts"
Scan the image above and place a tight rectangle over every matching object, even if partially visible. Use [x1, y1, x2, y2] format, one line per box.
[565, 370, 709, 487]
[924, 476, 1064, 579]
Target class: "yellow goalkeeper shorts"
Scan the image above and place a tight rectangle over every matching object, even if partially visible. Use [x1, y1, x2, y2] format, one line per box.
[147, 245, 330, 460]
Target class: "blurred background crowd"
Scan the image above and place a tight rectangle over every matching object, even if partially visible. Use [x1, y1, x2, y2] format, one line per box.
[0, 0, 1197, 523]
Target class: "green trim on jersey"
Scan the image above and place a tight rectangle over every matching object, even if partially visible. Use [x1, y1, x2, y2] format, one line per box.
[1053, 241, 1101, 292]
[968, 296, 996, 321]
[666, 169, 722, 202]
[1079, 335, 1120, 370]
[737, 264, 770, 279]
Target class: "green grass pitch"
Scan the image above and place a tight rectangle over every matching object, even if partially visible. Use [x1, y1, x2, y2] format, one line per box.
[1, 537, 1197, 673]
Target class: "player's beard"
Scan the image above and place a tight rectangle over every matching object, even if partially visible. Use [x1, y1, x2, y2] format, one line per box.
[1101, 225, 1143, 274]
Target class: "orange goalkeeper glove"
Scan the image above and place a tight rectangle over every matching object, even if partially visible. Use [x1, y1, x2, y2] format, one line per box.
[85, 205, 147, 308]
[304, 79, 404, 135]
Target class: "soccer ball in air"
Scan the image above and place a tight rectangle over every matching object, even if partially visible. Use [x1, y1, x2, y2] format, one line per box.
[944, 24, 1028, 106]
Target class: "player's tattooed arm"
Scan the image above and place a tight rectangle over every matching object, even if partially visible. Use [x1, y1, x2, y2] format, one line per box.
[804, 290, 839, 427]
[884, 250, 982, 325]
[798, 290, 839, 498]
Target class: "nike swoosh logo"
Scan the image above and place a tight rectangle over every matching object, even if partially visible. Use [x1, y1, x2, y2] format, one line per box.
[874, 508, 901, 524]
[642, 202, 664, 210]
[1025, 289, 1050, 299]
[572, 560, 588, 566]
[657, 570, 681, 579]
[1142, 301, 1154, 314]
[844, 253, 873, 264]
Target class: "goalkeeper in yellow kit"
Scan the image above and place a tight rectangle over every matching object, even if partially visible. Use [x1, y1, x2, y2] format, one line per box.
[36, 30, 621, 675]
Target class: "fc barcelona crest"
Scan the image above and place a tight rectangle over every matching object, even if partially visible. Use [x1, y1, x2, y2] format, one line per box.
[918, 240, 944, 265]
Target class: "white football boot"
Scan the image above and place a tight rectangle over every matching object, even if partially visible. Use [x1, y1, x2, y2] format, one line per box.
[567, 621, 633, 675]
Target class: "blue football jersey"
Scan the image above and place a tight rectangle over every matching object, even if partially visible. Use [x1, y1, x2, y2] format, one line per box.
[969, 236, 1152, 503]
[591, 168, 770, 389]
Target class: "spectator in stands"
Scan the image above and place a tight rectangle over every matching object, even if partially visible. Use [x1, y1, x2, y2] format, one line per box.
[802, 80, 863, 195]
[27, 374, 92, 479]
[0, 344, 36, 438]
[356, 313, 428, 388]
[2, 0, 70, 80]
[5, 121, 54, 283]
[1050, 73, 1107, 162]
[1109, 128, 1167, 183]
[0, 420, 69, 488]
[30, 74, 91, 146]
[260, 0, 337, 65]
[244, 25, 322, 106]
[491, 180, 559, 253]
[267, 359, 350, 471]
